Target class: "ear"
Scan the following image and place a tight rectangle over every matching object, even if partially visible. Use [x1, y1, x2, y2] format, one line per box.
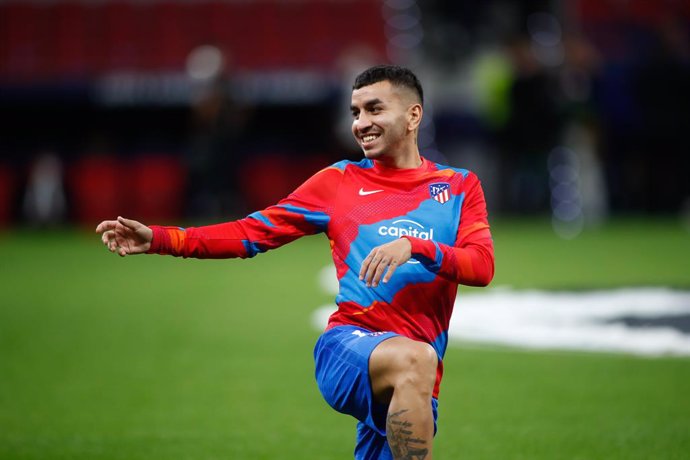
[407, 103, 423, 132]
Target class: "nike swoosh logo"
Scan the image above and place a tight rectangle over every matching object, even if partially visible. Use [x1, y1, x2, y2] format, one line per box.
[358, 188, 384, 196]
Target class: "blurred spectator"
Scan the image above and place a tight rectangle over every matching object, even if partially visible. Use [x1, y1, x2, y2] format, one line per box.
[499, 35, 563, 213]
[631, 17, 690, 213]
[1, 0, 688, 224]
[558, 34, 609, 227]
[22, 152, 66, 227]
[185, 47, 253, 219]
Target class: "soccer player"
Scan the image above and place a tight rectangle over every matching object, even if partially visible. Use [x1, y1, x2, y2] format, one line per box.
[96, 65, 494, 459]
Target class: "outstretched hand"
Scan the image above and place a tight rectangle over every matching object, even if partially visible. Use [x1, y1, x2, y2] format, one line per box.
[95, 216, 153, 257]
[359, 238, 412, 287]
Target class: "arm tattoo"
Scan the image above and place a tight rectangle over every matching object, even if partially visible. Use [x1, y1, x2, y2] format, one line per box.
[386, 409, 429, 460]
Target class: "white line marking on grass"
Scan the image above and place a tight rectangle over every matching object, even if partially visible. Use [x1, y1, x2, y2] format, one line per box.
[449, 287, 690, 356]
[313, 266, 690, 356]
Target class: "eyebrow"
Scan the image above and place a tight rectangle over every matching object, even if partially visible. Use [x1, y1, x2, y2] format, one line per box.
[350, 98, 384, 112]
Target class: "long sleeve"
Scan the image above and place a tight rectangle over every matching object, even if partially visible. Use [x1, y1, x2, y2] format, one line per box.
[402, 174, 495, 286]
[146, 166, 342, 259]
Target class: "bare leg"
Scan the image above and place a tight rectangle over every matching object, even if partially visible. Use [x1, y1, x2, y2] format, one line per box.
[369, 337, 437, 460]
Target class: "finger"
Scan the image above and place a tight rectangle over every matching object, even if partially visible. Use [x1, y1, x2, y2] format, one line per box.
[118, 246, 127, 257]
[382, 260, 399, 284]
[117, 216, 139, 231]
[108, 235, 118, 253]
[102, 230, 116, 247]
[95, 220, 118, 233]
[371, 259, 390, 287]
[359, 252, 374, 280]
[115, 234, 131, 252]
[364, 255, 383, 287]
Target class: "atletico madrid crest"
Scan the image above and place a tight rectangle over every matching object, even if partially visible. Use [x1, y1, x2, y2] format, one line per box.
[429, 182, 451, 204]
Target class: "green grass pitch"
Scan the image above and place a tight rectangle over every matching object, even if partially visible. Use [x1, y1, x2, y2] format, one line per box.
[1, 218, 689, 459]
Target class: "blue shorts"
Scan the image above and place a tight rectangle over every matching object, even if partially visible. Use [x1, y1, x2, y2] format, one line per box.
[314, 325, 439, 459]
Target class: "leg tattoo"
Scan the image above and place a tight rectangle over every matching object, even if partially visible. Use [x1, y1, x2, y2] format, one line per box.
[386, 409, 429, 460]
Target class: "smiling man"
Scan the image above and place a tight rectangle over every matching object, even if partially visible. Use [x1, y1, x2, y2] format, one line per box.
[96, 65, 494, 459]
[351, 76, 422, 167]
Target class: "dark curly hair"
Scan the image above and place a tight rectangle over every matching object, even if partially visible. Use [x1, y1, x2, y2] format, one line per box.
[352, 65, 424, 106]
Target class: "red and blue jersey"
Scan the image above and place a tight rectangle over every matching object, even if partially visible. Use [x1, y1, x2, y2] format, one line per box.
[148, 157, 495, 396]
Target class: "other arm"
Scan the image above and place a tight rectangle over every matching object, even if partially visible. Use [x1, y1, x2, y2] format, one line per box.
[360, 174, 494, 287]
[403, 174, 494, 286]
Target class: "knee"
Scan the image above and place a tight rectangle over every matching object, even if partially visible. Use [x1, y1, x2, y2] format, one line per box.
[370, 338, 439, 402]
[390, 342, 438, 394]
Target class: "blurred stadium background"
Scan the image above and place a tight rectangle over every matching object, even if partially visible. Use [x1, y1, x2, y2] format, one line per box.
[2, 0, 689, 227]
[1, 0, 689, 459]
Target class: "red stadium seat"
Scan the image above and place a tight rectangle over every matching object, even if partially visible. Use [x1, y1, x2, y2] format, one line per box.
[205, 1, 244, 61]
[68, 155, 123, 227]
[301, 1, 337, 68]
[0, 164, 18, 227]
[0, 0, 388, 78]
[238, 153, 330, 210]
[144, 2, 201, 71]
[129, 155, 186, 222]
[68, 155, 186, 226]
[238, 153, 295, 210]
[272, 1, 322, 68]
[0, 4, 9, 75]
[0, 2, 51, 79]
[50, 1, 90, 78]
[227, 2, 274, 70]
[205, 1, 248, 70]
[326, 0, 386, 60]
[97, 1, 143, 72]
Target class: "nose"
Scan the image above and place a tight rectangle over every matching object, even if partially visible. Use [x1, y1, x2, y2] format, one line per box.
[353, 112, 372, 134]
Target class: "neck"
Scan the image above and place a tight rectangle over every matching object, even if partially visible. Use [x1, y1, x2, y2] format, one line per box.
[376, 146, 422, 169]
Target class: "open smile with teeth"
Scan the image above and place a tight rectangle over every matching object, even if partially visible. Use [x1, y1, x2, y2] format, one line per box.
[362, 134, 380, 143]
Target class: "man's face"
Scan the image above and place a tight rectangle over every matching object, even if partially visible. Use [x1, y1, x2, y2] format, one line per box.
[350, 81, 415, 160]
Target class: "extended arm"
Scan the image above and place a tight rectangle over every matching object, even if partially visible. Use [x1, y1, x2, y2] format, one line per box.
[96, 166, 341, 259]
[145, 201, 329, 259]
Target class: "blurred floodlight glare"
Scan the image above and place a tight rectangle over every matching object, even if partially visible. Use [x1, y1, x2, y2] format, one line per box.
[553, 201, 582, 221]
[549, 147, 584, 239]
[531, 42, 565, 67]
[386, 12, 420, 30]
[552, 213, 585, 239]
[384, 0, 423, 50]
[186, 45, 224, 81]
[388, 31, 424, 49]
[548, 146, 578, 169]
[550, 164, 578, 184]
[551, 182, 580, 204]
[527, 12, 564, 67]
[384, 0, 416, 10]
[527, 12, 562, 47]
